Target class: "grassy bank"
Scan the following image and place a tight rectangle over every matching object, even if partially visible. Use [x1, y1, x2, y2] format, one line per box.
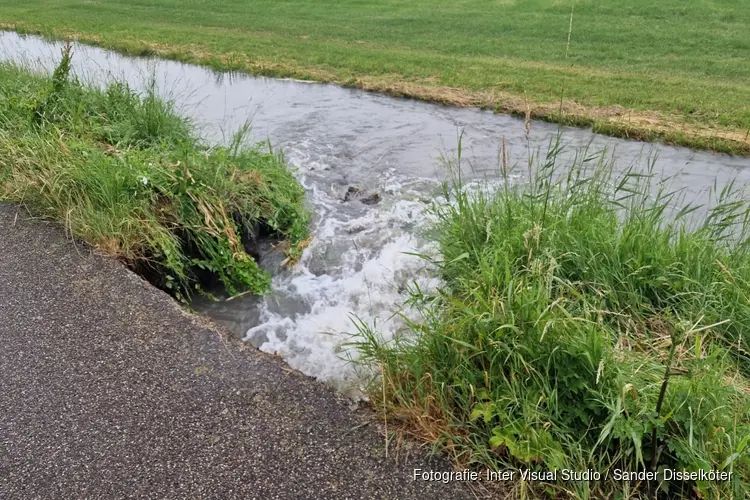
[356, 143, 750, 498]
[0, 46, 308, 301]
[1, 1, 749, 154]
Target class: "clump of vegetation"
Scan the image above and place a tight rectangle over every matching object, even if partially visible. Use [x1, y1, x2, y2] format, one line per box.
[356, 140, 750, 498]
[0, 45, 308, 301]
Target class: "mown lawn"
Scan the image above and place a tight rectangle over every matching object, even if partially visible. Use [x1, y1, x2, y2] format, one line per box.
[1, 0, 749, 152]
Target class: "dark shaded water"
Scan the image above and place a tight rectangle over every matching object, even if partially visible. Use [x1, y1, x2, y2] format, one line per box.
[3, 31, 749, 393]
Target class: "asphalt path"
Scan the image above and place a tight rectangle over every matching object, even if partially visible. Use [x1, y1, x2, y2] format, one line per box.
[0, 204, 472, 499]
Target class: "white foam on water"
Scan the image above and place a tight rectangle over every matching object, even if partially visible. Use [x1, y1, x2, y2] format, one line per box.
[246, 158, 441, 394]
[242, 140, 518, 394]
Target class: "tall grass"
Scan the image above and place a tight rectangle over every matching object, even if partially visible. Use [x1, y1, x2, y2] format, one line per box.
[0, 46, 308, 300]
[355, 140, 750, 498]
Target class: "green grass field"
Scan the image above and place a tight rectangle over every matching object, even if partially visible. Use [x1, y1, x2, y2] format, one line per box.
[1, 0, 749, 153]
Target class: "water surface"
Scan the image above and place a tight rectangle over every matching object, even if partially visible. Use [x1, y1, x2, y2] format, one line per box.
[3, 31, 749, 393]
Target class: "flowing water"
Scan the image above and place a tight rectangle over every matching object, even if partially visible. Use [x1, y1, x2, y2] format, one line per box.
[3, 31, 750, 394]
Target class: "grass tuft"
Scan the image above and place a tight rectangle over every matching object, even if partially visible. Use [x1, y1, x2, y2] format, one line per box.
[0, 46, 308, 301]
[355, 139, 750, 498]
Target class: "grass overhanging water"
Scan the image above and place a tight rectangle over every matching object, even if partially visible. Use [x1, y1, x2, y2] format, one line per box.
[355, 139, 750, 498]
[0, 45, 309, 301]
